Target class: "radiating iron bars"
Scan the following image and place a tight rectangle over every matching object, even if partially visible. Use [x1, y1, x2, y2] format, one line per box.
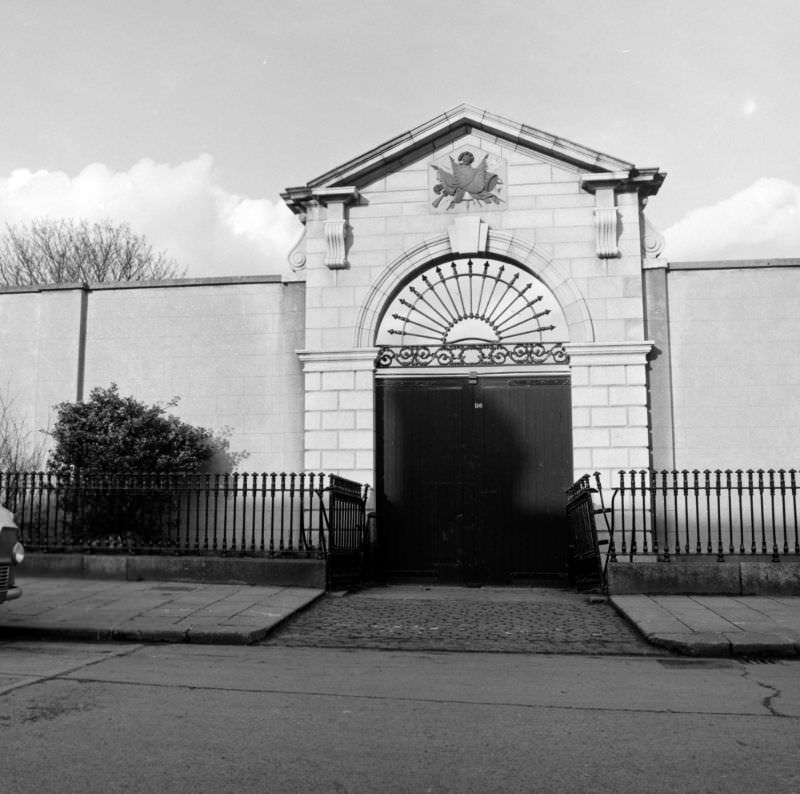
[0, 471, 365, 558]
[596, 469, 800, 562]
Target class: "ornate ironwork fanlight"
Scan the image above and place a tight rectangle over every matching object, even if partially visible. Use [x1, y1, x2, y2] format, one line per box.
[376, 257, 568, 367]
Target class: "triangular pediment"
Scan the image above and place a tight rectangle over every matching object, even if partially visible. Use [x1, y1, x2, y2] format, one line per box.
[287, 104, 639, 199]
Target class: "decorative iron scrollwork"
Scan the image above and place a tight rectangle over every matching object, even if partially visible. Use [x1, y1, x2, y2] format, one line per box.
[376, 342, 569, 368]
[381, 258, 559, 346]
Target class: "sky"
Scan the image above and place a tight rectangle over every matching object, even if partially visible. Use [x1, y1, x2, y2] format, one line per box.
[1, 0, 798, 277]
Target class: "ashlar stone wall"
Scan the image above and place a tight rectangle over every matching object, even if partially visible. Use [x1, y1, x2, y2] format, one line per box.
[293, 123, 657, 487]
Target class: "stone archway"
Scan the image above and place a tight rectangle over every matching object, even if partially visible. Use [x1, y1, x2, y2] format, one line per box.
[354, 229, 594, 350]
[365, 231, 580, 583]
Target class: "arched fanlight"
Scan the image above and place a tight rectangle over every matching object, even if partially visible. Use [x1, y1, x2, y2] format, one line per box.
[375, 257, 568, 368]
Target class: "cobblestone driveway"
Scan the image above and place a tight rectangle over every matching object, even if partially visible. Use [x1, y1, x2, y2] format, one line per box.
[264, 585, 663, 655]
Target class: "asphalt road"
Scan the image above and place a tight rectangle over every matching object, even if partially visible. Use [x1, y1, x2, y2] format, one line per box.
[0, 641, 798, 793]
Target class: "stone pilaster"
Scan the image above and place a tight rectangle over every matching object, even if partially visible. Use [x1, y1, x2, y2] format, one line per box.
[566, 341, 653, 486]
[298, 348, 378, 484]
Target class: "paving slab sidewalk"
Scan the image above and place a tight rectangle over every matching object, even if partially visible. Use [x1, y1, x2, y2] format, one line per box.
[611, 594, 800, 657]
[4, 578, 800, 657]
[0, 577, 323, 645]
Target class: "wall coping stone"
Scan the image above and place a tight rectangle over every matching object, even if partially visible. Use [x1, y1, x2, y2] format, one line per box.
[0, 274, 289, 295]
[668, 258, 800, 271]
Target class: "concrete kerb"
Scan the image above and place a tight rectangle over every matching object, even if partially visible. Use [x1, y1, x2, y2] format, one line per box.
[1, 577, 327, 646]
[609, 595, 800, 658]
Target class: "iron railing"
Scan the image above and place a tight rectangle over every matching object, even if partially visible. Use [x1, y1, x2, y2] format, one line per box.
[565, 475, 606, 591]
[587, 469, 800, 563]
[0, 471, 369, 559]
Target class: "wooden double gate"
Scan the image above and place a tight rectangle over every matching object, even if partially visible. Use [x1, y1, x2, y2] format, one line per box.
[377, 376, 572, 584]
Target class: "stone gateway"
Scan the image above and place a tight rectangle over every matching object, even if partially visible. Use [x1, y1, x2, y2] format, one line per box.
[4, 105, 800, 584]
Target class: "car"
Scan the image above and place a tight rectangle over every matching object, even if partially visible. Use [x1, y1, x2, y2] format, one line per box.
[0, 505, 24, 603]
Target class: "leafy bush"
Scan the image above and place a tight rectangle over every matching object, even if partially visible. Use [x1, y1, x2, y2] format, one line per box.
[48, 384, 247, 545]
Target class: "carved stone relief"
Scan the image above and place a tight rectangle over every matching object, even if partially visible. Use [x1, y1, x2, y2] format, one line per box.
[429, 147, 505, 212]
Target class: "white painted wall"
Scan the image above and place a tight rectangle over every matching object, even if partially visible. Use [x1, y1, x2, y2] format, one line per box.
[0, 278, 306, 473]
[668, 263, 800, 470]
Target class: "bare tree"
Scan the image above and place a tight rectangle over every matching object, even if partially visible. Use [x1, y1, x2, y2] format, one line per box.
[0, 390, 47, 471]
[0, 218, 184, 286]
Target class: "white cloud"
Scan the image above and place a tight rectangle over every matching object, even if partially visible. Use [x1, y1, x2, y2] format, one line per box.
[663, 178, 800, 262]
[0, 155, 302, 278]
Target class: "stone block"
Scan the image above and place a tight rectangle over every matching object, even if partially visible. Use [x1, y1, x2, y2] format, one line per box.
[610, 427, 647, 447]
[589, 365, 627, 386]
[306, 430, 338, 450]
[338, 430, 374, 450]
[20, 553, 86, 578]
[305, 411, 322, 431]
[324, 288, 357, 309]
[571, 406, 591, 427]
[627, 406, 649, 426]
[535, 225, 593, 244]
[572, 427, 610, 448]
[740, 560, 800, 595]
[321, 411, 355, 430]
[554, 208, 593, 227]
[322, 370, 355, 391]
[571, 386, 609, 407]
[508, 163, 553, 183]
[355, 371, 373, 390]
[592, 447, 630, 470]
[385, 169, 427, 190]
[592, 318, 627, 341]
[322, 450, 356, 470]
[501, 209, 554, 229]
[591, 406, 628, 426]
[604, 297, 645, 319]
[536, 193, 594, 209]
[305, 450, 322, 470]
[609, 385, 648, 406]
[367, 190, 427, 206]
[570, 367, 589, 386]
[356, 410, 374, 430]
[572, 449, 593, 471]
[626, 365, 647, 385]
[342, 390, 373, 410]
[606, 560, 742, 595]
[83, 556, 128, 579]
[306, 391, 338, 412]
[627, 447, 652, 469]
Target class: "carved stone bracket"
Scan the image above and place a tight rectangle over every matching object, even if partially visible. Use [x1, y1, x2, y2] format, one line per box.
[280, 186, 359, 270]
[323, 219, 348, 270]
[591, 187, 621, 259]
[287, 212, 307, 272]
[581, 170, 666, 261]
[312, 187, 359, 270]
[593, 207, 621, 258]
[643, 216, 666, 259]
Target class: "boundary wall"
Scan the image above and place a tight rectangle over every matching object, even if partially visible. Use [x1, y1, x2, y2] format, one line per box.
[645, 258, 800, 472]
[0, 276, 306, 473]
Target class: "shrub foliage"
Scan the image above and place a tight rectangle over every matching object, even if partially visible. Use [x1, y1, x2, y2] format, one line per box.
[48, 384, 245, 545]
